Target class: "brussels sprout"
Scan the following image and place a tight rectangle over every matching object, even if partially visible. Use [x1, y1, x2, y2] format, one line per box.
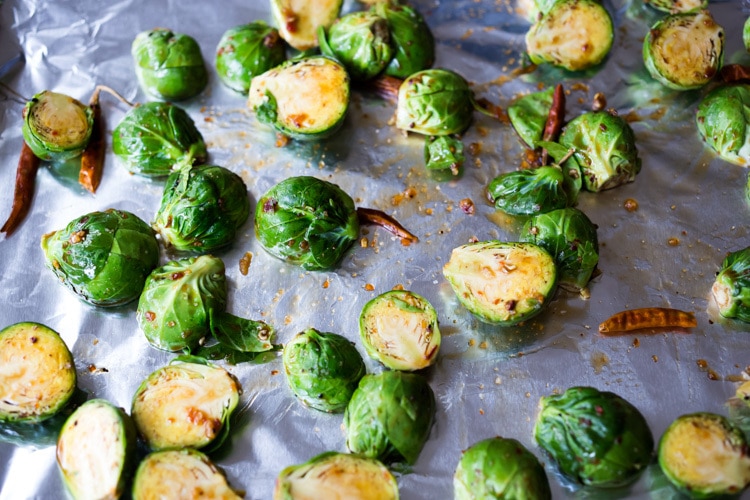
[112, 101, 208, 177]
[132, 28, 208, 101]
[696, 84, 750, 167]
[0, 322, 76, 423]
[424, 135, 465, 180]
[254, 176, 359, 270]
[453, 437, 552, 500]
[508, 87, 555, 150]
[534, 386, 654, 488]
[270, 0, 343, 51]
[659, 412, 750, 498]
[525, 0, 614, 72]
[21, 90, 94, 162]
[373, 1, 435, 79]
[274, 451, 399, 500]
[711, 246, 750, 322]
[643, 10, 724, 91]
[248, 56, 350, 140]
[443, 241, 557, 326]
[359, 290, 441, 371]
[131, 358, 240, 451]
[137, 255, 227, 352]
[745, 18, 750, 53]
[643, 0, 707, 14]
[132, 448, 242, 500]
[215, 21, 287, 94]
[41, 209, 160, 307]
[559, 110, 641, 192]
[396, 69, 474, 136]
[345, 370, 435, 465]
[521, 207, 599, 293]
[487, 166, 569, 216]
[319, 11, 394, 82]
[152, 164, 250, 253]
[56, 399, 136, 500]
[282, 328, 366, 413]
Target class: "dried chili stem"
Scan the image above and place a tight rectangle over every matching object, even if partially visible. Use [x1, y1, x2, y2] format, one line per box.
[357, 207, 419, 244]
[1, 141, 41, 237]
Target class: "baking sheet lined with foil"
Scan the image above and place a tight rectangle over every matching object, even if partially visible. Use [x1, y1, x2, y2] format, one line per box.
[1, 0, 749, 498]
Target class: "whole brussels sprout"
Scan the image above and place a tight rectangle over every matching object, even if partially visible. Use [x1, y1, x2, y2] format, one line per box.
[152, 164, 250, 253]
[215, 21, 286, 94]
[254, 176, 359, 270]
[696, 84, 750, 167]
[345, 370, 435, 465]
[137, 255, 227, 352]
[534, 386, 654, 488]
[41, 209, 160, 307]
[112, 101, 207, 177]
[508, 87, 555, 150]
[487, 166, 569, 216]
[711, 246, 750, 322]
[282, 328, 366, 413]
[453, 437, 552, 500]
[424, 135, 465, 180]
[373, 1, 435, 79]
[132, 28, 208, 101]
[269, 0, 343, 51]
[21, 90, 94, 162]
[643, 0, 707, 14]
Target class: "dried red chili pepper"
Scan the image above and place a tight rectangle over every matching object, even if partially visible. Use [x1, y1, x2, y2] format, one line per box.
[1, 141, 41, 237]
[357, 207, 419, 245]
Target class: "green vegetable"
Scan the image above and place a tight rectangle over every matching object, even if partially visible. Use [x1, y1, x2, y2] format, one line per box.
[282, 328, 366, 413]
[56, 399, 136, 500]
[132, 28, 208, 101]
[642, 10, 724, 91]
[41, 209, 160, 307]
[345, 370, 435, 465]
[248, 56, 350, 140]
[643, 0, 707, 14]
[487, 166, 569, 216]
[453, 436, 552, 500]
[215, 21, 286, 94]
[152, 164, 250, 253]
[274, 451, 399, 500]
[711, 246, 750, 322]
[507, 87, 554, 150]
[745, 18, 750, 53]
[359, 289, 441, 371]
[194, 311, 277, 365]
[112, 101, 207, 177]
[21, 90, 94, 162]
[270, 0, 343, 51]
[696, 84, 750, 167]
[443, 241, 557, 326]
[534, 386, 654, 488]
[373, 1, 434, 79]
[136, 255, 227, 352]
[254, 176, 359, 270]
[424, 135, 465, 180]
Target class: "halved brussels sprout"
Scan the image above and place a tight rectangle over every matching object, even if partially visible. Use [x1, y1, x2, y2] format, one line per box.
[282, 328, 366, 413]
[132, 448, 242, 500]
[270, 0, 343, 51]
[152, 164, 250, 253]
[711, 246, 750, 322]
[643, 0, 707, 14]
[487, 166, 569, 216]
[41, 209, 160, 307]
[454, 436, 551, 500]
[373, 1, 435, 79]
[274, 451, 399, 500]
[659, 412, 750, 498]
[424, 135, 465, 180]
[131, 358, 240, 451]
[359, 289, 441, 371]
[525, 0, 614, 72]
[249, 56, 350, 140]
[132, 28, 208, 101]
[137, 255, 227, 352]
[112, 101, 208, 177]
[0, 322, 76, 423]
[254, 176, 359, 270]
[215, 21, 286, 94]
[56, 399, 136, 500]
[21, 90, 94, 162]
[442, 241, 557, 326]
[534, 386, 654, 488]
[345, 370, 435, 465]
[508, 87, 555, 150]
[643, 10, 724, 91]
[696, 84, 750, 167]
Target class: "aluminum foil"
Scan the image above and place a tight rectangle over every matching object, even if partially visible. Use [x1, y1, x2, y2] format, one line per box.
[1, 0, 749, 498]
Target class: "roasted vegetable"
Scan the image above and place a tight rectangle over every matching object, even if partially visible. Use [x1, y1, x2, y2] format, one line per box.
[534, 386, 654, 488]
[712, 246, 750, 322]
[373, 1, 435, 79]
[643, 10, 724, 91]
[424, 135, 465, 180]
[152, 164, 250, 253]
[453, 436, 552, 500]
[696, 84, 750, 166]
[193, 311, 277, 364]
[643, 0, 707, 14]
[270, 0, 343, 51]
[112, 101, 207, 177]
[442, 240, 557, 326]
[215, 21, 286, 94]
[344, 370, 435, 465]
[22, 90, 93, 162]
[745, 17, 750, 53]
[274, 451, 399, 500]
[56, 399, 136, 500]
[132, 28, 208, 101]
[131, 358, 240, 451]
[282, 328, 366, 413]
[487, 166, 569, 216]
[508, 87, 555, 150]
[359, 289, 441, 371]
[41, 209, 160, 307]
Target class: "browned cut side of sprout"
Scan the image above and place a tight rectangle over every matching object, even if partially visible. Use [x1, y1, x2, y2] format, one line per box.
[1, 141, 41, 237]
[599, 307, 697, 334]
[357, 207, 419, 245]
